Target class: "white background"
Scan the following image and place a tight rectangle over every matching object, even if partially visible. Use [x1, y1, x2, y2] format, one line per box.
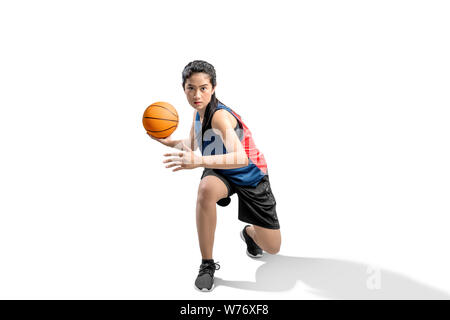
[0, 0, 449, 299]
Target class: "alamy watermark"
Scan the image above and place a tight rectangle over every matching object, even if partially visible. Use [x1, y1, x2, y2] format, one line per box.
[175, 127, 252, 165]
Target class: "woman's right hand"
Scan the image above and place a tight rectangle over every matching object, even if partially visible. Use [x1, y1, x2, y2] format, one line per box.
[147, 132, 174, 148]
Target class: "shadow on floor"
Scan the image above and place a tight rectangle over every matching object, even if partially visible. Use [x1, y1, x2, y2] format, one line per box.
[214, 254, 450, 299]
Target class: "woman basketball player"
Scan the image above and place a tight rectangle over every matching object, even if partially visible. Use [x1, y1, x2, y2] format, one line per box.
[148, 60, 281, 292]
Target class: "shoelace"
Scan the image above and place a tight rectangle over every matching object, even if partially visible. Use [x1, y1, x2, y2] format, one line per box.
[199, 261, 221, 277]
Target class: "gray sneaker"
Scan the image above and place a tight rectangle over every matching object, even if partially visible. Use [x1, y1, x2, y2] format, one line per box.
[194, 260, 220, 292]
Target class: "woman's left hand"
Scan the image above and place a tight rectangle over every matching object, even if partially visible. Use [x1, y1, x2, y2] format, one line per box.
[163, 142, 202, 172]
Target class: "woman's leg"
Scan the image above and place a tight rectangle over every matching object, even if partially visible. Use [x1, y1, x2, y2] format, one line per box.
[245, 225, 281, 255]
[196, 175, 229, 260]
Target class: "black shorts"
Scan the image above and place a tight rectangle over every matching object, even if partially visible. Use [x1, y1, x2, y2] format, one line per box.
[200, 168, 280, 230]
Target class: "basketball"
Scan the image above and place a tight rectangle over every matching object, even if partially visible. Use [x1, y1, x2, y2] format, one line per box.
[143, 101, 179, 139]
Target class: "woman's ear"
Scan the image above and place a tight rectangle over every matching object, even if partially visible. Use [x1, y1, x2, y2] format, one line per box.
[212, 85, 216, 95]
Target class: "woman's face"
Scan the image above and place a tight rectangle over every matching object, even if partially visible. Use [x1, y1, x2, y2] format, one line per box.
[184, 72, 215, 112]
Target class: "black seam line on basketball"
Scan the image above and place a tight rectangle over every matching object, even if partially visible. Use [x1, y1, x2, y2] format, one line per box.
[150, 105, 178, 118]
[146, 126, 177, 133]
[143, 116, 178, 122]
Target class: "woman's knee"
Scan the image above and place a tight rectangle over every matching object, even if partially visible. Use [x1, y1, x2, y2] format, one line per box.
[265, 244, 281, 255]
[254, 227, 281, 254]
[197, 176, 228, 206]
[197, 184, 213, 204]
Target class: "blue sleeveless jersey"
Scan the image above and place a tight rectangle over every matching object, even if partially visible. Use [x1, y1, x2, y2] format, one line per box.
[194, 103, 268, 187]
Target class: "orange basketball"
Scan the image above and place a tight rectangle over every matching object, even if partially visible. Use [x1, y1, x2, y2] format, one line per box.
[143, 101, 179, 139]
